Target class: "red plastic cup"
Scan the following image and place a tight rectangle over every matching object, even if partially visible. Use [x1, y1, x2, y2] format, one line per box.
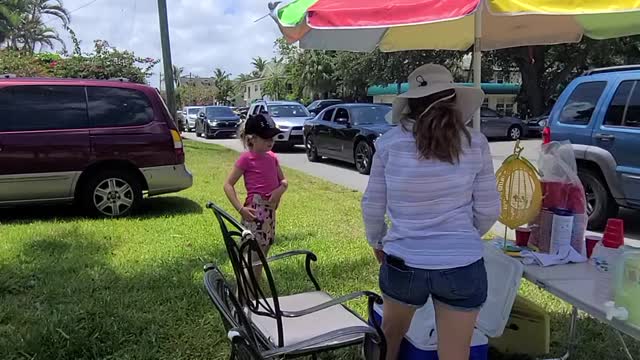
[515, 227, 532, 247]
[602, 218, 624, 248]
[585, 235, 601, 258]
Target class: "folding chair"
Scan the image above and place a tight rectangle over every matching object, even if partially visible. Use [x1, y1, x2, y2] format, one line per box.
[205, 202, 386, 359]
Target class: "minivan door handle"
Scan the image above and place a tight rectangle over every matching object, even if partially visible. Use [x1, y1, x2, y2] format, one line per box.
[595, 133, 616, 141]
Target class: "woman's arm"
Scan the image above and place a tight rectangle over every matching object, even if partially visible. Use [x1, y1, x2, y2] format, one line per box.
[472, 135, 501, 236]
[362, 151, 387, 249]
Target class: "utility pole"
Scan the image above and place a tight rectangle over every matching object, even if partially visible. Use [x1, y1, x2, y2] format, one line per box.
[157, 0, 176, 121]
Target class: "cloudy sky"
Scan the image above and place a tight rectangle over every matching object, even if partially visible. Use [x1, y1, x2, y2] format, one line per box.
[52, 0, 283, 87]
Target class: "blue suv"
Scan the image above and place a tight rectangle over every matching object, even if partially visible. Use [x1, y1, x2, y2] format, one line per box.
[546, 65, 640, 229]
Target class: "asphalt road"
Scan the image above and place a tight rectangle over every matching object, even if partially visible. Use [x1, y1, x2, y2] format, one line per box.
[184, 132, 640, 243]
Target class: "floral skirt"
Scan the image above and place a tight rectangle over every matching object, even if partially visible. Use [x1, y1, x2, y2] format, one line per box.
[241, 195, 276, 252]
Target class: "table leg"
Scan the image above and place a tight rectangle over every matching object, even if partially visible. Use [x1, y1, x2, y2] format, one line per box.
[541, 306, 578, 360]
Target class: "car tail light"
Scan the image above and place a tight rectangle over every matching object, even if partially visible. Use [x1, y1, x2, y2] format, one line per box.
[542, 126, 551, 144]
[171, 129, 185, 163]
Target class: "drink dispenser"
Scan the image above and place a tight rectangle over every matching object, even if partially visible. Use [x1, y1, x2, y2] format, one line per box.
[613, 244, 640, 328]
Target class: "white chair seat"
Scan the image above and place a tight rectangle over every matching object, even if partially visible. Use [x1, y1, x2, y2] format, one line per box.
[249, 291, 367, 349]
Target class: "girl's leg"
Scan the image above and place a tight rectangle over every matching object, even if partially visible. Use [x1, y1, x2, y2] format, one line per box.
[433, 301, 479, 360]
[381, 298, 416, 360]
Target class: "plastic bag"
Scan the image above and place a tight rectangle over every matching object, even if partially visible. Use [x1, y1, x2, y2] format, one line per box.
[529, 141, 587, 255]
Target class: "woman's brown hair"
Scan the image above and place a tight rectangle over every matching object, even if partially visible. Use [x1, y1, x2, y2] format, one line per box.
[402, 90, 471, 164]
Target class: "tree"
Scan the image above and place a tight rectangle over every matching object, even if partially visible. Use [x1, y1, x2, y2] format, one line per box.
[251, 56, 267, 77]
[262, 59, 288, 100]
[3, 0, 71, 51]
[213, 67, 233, 104]
[486, 37, 640, 118]
[0, 0, 25, 44]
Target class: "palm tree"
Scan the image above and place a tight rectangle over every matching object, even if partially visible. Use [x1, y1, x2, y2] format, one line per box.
[0, 0, 26, 45]
[300, 51, 335, 99]
[172, 65, 184, 88]
[30, 0, 70, 26]
[4, 0, 70, 51]
[251, 56, 267, 77]
[213, 68, 232, 104]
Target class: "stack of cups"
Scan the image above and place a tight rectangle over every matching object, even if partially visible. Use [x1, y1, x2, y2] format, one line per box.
[603, 218, 625, 249]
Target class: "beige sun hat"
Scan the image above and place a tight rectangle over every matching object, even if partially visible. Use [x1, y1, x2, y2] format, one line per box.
[390, 64, 485, 124]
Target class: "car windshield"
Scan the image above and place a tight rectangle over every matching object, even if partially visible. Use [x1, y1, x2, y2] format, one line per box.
[205, 107, 235, 117]
[269, 104, 309, 117]
[351, 106, 391, 125]
[187, 108, 201, 115]
[307, 101, 320, 109]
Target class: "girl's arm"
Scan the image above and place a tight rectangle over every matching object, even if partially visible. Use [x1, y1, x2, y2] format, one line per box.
[223, 165, 255, 220]
[277, 165, 288, 190]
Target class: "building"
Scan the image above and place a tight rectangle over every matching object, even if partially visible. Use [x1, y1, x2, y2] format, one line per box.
[368, 82, 521, 116]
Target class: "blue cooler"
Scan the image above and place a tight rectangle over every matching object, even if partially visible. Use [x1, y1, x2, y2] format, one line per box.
[370, 245, 524, 360]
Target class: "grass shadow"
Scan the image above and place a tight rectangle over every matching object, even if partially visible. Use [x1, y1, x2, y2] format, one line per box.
[0, 196, 202, 225]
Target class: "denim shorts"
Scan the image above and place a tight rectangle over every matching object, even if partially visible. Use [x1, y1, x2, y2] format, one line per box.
[379, 254, 488, 311]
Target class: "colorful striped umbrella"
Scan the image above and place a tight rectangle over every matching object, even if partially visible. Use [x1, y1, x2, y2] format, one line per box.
[272, 0, 640, 52]
[270, 0, 640, 129]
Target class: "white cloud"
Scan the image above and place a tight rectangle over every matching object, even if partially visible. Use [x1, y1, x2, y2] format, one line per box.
[52, 0, 282, 86]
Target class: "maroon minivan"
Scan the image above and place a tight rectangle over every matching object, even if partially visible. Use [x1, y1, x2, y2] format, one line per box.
[0, 77, 193, 217]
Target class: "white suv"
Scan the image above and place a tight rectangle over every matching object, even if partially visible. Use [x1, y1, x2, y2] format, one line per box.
[248, 101, 312, 149]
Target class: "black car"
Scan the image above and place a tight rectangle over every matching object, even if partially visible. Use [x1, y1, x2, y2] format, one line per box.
[306, 99, 343, 116]
[526, 113, 549, 137]
[303, 104, 393, 174]
[195, 106, 240, 139]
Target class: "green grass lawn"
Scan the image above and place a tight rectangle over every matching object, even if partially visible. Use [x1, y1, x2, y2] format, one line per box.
[0, 140, 638, 359]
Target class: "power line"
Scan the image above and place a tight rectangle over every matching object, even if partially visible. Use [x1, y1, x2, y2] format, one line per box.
[43, 0, 102, 25]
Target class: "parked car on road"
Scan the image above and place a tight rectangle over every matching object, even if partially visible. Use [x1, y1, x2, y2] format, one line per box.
[0, 77, 193, 217]
[248, 100, 313, 149]
[195, 106, 240, 139]
[303, 104, 393, 174]
[176, 110, 186, 132]
[526, 113, 549, 137]
[480, 107, 528, 140]
[182, 106, 203, 132]
[307, 99, 343, 115]
[546, 65, 640, 229]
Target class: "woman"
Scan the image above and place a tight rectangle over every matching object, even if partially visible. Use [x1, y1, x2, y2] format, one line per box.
[362, 64, 500, 360]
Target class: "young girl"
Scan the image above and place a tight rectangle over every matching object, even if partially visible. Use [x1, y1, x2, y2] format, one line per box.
[223, 114, 288, 265]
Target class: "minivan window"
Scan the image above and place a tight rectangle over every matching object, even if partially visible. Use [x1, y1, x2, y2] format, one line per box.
[88, 87, 154, 127]
[187, 108, 200, 115]
[559, 81, 606, 125]
[0, 85, 87, 132]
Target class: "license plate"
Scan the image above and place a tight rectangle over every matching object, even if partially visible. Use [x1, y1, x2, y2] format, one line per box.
[291, 130, 303, 135]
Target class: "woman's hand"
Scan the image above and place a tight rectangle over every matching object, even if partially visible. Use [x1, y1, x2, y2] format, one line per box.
[373, 248, 385, 264]
[239, 206, 257, 221]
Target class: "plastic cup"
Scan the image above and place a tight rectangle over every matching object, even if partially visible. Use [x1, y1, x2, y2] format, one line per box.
[586, 235, 601, 258]
[602, 218, 625, 248]
[515, 227, 532, 247]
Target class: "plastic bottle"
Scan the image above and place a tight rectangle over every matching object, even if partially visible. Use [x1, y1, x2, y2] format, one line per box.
[591, 239, 623, 307]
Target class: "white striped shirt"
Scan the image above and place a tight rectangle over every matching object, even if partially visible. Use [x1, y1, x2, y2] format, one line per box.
[362, 126, 501, 269]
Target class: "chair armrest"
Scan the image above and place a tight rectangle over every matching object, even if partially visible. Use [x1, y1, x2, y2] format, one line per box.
[228, 326, 381, 359]
[267, 249, 318, 263]
[250, 249, 322, 291]
[281, 291, 381, 318]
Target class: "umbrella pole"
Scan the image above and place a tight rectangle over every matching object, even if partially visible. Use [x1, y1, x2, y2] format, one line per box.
[472, 3, 483, 131]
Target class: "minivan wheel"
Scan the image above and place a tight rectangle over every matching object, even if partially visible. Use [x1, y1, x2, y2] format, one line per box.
[578, 167, 618, 230]
[508, 125, 523, 140]
[81, 170, 142, 217]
